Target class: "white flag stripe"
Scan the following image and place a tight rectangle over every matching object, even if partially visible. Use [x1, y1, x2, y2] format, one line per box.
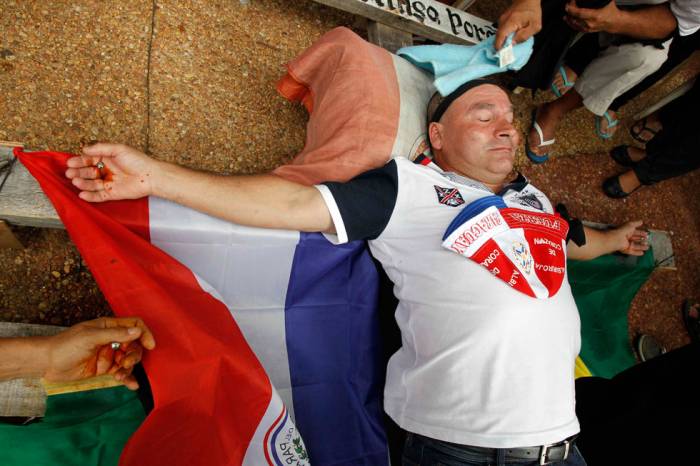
[148, 197, 299, 418]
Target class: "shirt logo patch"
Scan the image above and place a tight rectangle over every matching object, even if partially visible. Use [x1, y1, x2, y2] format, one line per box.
[434, 185, 465, 207]
[514, 193, 543, 211]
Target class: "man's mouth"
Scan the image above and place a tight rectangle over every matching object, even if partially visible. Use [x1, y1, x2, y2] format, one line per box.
[489, 146, 514, 153]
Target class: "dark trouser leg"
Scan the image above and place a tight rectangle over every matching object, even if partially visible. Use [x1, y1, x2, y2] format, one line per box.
[633, 80, 700, 184]
[576, 343, 700, 464]
[610, 29, 700, 111]
[563, 32, 603, 76]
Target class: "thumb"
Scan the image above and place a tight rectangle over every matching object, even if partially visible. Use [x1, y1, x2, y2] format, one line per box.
[495, 23, 518, 50]
[82, 142, 126, 159]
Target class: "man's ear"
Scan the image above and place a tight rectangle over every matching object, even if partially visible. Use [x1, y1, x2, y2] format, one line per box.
[428, 122, 443, 150]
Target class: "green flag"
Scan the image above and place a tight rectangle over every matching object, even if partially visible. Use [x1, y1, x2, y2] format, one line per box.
[0, 386, 145, 466]
[569, 249, 655, 378]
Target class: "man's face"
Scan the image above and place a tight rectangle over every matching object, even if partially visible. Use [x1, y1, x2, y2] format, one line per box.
[429, 85, 519, 187]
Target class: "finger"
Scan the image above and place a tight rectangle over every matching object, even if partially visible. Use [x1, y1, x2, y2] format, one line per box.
[78, 190, 111, 203]
[72, 176, 105, 192]
[96, 345, 116, 375]
[627, 220, 644, 229]
[85, 317, 156, 350]
[121, 374, 140, 391]
[495, 22, 520, 49]
[563, 15, 582, 31]
[82, 142, 127, 159]
[120, 345, 144, 370]
[568, 6, 596, 21]
[66, 155, 99, 169]
[66, 166, 102, 180]
[514, 25, 538, 45]
[83, 325, 144, 349]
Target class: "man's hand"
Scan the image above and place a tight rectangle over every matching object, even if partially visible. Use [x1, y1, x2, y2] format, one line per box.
[495, 0, 542, 50]
[43, 317, 156, 390]
[564, 0, 622, 33]
[610, 220, 649, 256]
[568, 221, 649, 260]
[65, 143, 159, 202]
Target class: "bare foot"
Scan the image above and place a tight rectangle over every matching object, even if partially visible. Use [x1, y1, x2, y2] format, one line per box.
[527, 104, 559, 157]
[631, 113, 662, 144]
[551, 65, 577, 97]
[618, 170, 642, 193]
[597, 110, 620, 139]
[627, 146, 646, 162]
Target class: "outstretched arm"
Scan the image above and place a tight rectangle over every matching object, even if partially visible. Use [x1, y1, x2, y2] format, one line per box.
[0, 317, 156, 390]
[564, 1, 676, 39]
[65, 143, 335, 234]
[567, 221, 649, 260]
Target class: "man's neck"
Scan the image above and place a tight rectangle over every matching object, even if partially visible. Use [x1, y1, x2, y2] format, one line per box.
[433, 160, 510, 193]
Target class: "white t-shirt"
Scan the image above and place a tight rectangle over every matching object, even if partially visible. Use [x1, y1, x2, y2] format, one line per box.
[616, 0, 700, 36]
[671, 0, 700, 36]
[315, 158, 581, 448]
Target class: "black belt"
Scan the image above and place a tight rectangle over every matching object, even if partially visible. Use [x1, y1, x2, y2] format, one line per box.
[418, 434, 578, 466]
[482, 435, 578, 465]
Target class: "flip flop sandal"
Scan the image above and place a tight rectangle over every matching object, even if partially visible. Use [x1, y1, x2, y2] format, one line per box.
[629, 116, 659, 144]
[682, 299, 700, 343]
[609, 145, 637, 167]
[526, 109, 554, 164]
[551, 65, 575, 98]
[595, 111, 619, 140]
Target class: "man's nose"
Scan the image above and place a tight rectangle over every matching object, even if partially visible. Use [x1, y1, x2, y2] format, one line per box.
[496, 119, 519, 142]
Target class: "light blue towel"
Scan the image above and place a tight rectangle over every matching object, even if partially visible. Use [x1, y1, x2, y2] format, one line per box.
[397, 34, 534, 96]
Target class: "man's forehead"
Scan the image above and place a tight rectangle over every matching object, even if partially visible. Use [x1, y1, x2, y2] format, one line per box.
[453, 85, 511, 108]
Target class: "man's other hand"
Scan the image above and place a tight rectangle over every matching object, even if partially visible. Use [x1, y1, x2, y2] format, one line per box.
[495, 0, 542, 50]
[564, 0, 621, 34]
[43, 317, 156, 390]
[65, 143, 158, 202]
[612, 220, 649, 256]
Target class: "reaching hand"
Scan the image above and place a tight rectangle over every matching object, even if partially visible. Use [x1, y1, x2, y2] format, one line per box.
[43, 317, 156, 390]
[613, 220, 649, 256]
[495, 0, 542, 50]
[65, 143, 159, 202]
[564, 0, 620, 33]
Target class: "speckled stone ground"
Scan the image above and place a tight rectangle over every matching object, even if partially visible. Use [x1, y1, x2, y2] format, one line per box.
[0, 0, 697, 354]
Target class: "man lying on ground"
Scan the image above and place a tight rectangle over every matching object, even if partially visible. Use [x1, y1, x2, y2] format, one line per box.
[65, 79, 647, 465]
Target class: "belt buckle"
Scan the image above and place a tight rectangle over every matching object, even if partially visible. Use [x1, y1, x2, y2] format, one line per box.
[539, 439, 570, 465]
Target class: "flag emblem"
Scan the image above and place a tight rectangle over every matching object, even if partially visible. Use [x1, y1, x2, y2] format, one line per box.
[511, 241, 533, 274]
[434, 185, 465, 207]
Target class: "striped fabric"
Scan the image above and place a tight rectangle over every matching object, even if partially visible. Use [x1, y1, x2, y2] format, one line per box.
[17, 149, 389, 466]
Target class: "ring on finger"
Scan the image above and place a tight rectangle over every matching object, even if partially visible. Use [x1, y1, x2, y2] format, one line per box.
[96, 161, 105, 170]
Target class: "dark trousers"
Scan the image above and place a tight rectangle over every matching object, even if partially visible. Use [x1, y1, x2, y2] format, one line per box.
[611, 29, 700, 111]
[575, 343, 700, 465]
[633, 78, 700, 184]
[563, 33, 602, 77]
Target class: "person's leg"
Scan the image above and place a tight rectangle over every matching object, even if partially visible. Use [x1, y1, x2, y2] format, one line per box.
[610, 29, 700, 111]
[527, 89, 583, 158]
[633, 84, 700, 185]
[551, 33, 603, 97]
